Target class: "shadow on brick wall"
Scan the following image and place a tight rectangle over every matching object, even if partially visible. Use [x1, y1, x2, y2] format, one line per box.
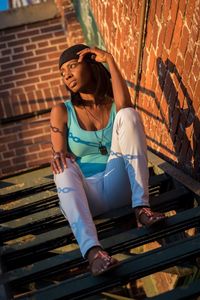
[156, 58, 200, 180]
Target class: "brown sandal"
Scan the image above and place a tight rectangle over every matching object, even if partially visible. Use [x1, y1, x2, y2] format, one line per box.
[89, 250, 119, 276]
[135, 207, 166, 228]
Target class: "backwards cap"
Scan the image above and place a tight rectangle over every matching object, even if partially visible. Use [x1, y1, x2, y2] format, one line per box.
[59, 44, 111, 78]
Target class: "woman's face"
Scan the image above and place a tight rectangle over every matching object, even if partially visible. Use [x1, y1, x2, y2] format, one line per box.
[60, 59, 95, 93]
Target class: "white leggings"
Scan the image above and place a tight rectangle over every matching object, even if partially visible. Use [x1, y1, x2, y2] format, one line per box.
[54, 108, 149, 257]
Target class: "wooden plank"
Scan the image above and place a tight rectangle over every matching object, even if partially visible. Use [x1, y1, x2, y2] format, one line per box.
[0, 256, 12, 300]
[16, 233, 200, 300]
[0, 182, 55, 204]
[1, 183, 190, 239]
[147, 150, 200, 196]
[0, 194, 58, 223]
[0, 185, 194, 261]
[144, 279, 200, 300]
[0, 173, 168, 223]
[0, 166, 52, 197]
[2, 206, 200, 286]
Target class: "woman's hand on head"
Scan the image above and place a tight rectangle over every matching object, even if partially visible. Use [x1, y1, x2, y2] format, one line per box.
[77, 47, 112, 64]
[51, 151, 76, 174]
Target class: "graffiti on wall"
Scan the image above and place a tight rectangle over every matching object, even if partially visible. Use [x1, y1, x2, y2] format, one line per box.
[11, 0, 47, 9]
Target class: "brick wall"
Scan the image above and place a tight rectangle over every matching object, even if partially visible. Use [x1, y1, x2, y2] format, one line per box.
[0, 1, 85, 177]
[1, 0, 199, 180]
[89, 0, 200, 180]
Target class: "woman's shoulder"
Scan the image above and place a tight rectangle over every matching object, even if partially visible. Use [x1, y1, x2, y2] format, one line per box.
[50, 102, 68, 123]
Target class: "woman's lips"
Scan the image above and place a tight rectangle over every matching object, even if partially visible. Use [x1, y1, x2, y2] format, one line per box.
[69, 80, 77, 88]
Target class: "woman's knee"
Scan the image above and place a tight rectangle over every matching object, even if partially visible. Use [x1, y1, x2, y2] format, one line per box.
[54, 159, 81, 184]
[116, 107, 141, 124]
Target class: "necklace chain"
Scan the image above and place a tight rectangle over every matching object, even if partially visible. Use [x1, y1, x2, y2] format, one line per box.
[83, 105, 108, 155]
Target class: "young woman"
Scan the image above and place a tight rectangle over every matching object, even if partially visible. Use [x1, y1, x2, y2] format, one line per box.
[50, 44, 165, 276]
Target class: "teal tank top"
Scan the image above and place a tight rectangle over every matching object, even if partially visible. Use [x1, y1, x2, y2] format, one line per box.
[64, 100, 116, 177]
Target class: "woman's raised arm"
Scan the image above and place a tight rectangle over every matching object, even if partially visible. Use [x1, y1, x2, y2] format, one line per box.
[77, 47, 132, 111]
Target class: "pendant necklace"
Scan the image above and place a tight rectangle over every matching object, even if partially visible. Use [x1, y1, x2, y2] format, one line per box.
[83, 104, 108, 155]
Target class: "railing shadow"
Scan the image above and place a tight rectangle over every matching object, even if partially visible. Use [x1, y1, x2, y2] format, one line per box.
[156, 58, 200, 180]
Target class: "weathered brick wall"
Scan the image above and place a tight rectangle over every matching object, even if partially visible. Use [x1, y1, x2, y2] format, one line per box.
[89, 0, 200, 180]
[0, 2, 85, 177]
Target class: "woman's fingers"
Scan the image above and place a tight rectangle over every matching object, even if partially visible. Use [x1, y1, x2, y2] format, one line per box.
[51, 160, 60, 174]
[60, 152, 67, 169]
[51, 152, 75, 174]
[77, 47, 107, 63]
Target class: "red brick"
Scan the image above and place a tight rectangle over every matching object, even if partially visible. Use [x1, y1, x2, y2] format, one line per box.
[26, 44, 37, 51]
[50, 80, 61, 87]
[17, 29, 40, 38]
[3, 151, 15, 159]
[0, 43, 6, 49]
[15, 64, 37, 73]
[38, 41, 49, 48]
[0, 134, 17, 143]
[152, 22, 159, 49]
[184, 52, 193, 73]
[179, 0, 187, 17]
[189, 73, 197, 92]
[185, 0, 196, 27]
[8, 139, 33, 149]
[0, 159, 12, 168]
[36, 90, 47, 110]
[13, 46, 24, 53]
[163, 0, 171, 20]
[171, 0, 179, 23]
[156, 25, 166, 56]
[191, 59, 199, 80]
[1, 164, 28, 175]
[33, 135, 50, 143]
[39, 60, 57, 68]
[48, 52, 60, 59]
[18, 93, 30, 114]
[16, 77, 39, 87]
[27, 158, 50, 167]
[0, 83, 15, 91]
[12, 153, 38, 164]
[41, 73, 60, 81]
[50, 37, 67, 45]
[12, 51, 33, 60]
[40, 24, 62, 33]
[179, 25, 189, 57]
[27, 91, 38, 111]
[172, 11, 183, 48]
[164, 21, 174, 49]
[24, 85, 37, 92]
[37, 82, 49, 89]
[24, 55, 47, 64]
[1, 49, 12, 55]
[38, 150, 52, 158]
[35, 46, 57, 55]
[3, 73, 26, 83]
[0, 70, 13, 77]
[1, 61, 23, 70]
[18, 129, 43, 139]
[31, 33, 53, 42]
[0, 144, 7, 152]
[8, 38, 30, 47]
[11, 87, 23, 94]
[11, 94, 22, 115]
[59, 44, 67, 51]
[156, 0, 163, 19]
[1, 34, 15, 41]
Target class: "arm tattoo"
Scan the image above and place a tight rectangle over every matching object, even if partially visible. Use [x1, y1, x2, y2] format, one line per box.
[50, 123, 63, 134]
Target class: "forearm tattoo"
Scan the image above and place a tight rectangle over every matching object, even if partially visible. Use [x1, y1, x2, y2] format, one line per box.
[51, 144, 56, 156]
[50, 123, 63, 134]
